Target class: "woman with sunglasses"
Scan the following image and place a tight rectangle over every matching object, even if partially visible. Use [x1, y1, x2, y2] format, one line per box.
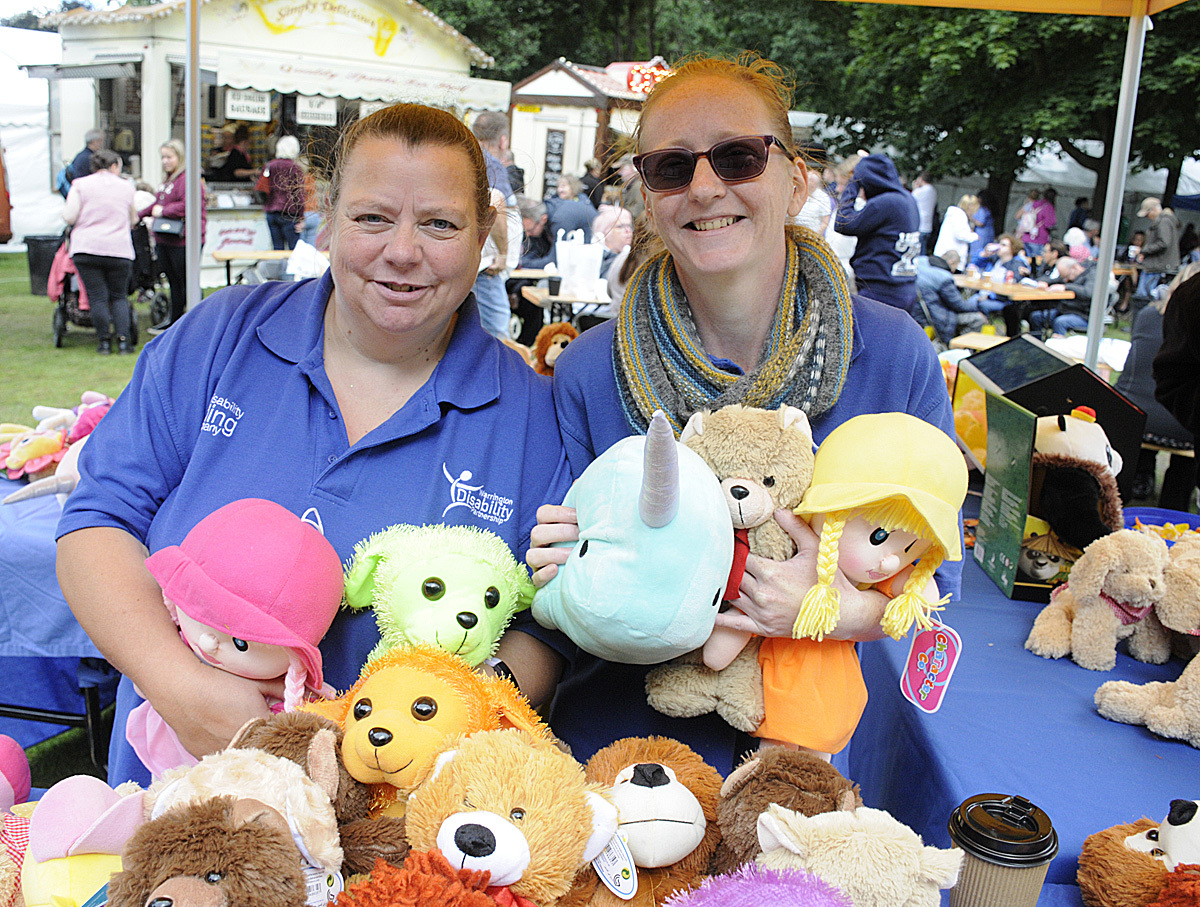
[523, 54, 959, 773]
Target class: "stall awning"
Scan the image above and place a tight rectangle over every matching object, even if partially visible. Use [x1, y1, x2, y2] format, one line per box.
[165, 53, 218, 85]
[23, 54, 141, 80]
[217, 52, 510, 111]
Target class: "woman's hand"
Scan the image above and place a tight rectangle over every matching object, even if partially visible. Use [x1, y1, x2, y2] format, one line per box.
[150, 659, 277, 759]
[152, 204, 164, 218]
[526, 504, 578, 587]
[713, 509, 887, 642]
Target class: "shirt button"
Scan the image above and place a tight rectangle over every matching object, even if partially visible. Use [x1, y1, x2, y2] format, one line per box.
[327, 454, 337, 464]
[329, 410, 337, 419]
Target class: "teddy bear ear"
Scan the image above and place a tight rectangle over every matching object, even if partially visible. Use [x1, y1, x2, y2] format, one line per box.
[423, 748, 458, 787]
[230, 798, 291, 837]
[679, 411, 705, 444]
[580, 791, 619, 864]
[756, 804, 806, 858]
[228, 718, 267, 750]
[718, 755, 761, 800]
[920, 844, 964, 889]
[778, 406, 812, 440]
[306, 729, 341, 803]
[343, 550, 386, 612]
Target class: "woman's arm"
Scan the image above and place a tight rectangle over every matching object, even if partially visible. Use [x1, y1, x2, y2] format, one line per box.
[57, 526, 276, 757]
[63, 186, 81, 225]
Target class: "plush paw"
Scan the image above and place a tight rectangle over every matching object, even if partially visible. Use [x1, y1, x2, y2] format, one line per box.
[646, 657, 719, 719]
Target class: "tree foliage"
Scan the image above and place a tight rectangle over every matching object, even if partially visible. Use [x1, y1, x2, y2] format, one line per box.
[0, 0, 90, 30]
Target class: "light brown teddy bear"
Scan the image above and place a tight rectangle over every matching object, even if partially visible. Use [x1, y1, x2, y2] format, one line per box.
[645, 404, 814, 732]
[1095, 642, 1200, 748]
[405, 728, 618, 907]
[559, 736, 723, 907]
[533, 322, 578, 376]
[1025, 529, 1171, 671]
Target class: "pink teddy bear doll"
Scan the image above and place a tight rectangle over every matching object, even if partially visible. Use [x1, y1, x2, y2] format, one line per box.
[126, 498, 344, 776]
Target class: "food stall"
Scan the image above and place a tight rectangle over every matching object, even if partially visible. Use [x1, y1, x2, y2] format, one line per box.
[27, 0, 509, 285]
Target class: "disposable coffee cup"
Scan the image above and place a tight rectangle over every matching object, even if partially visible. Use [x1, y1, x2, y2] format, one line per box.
[947, 794, 1058, 907]
[547, 276, 563, 296]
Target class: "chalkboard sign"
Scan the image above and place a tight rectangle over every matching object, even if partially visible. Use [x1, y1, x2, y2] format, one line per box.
[543, 129, 566, 199]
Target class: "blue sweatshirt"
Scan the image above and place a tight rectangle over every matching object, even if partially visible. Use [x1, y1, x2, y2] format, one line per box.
[836, 154, 920, 312]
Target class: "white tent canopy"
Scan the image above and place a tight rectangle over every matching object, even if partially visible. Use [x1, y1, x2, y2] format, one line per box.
[0, 26, 65, 246]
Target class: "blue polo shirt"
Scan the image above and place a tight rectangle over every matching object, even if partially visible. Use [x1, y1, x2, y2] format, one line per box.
[534, 294, 960, 773]
[59, 272, 571, 782]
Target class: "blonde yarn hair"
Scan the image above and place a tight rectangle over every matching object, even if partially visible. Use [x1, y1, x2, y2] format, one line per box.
[794, 497, 948, 641]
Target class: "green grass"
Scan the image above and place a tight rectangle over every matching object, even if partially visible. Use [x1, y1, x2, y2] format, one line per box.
[24, 709, 114, 788]
[0, 252, 140, 426]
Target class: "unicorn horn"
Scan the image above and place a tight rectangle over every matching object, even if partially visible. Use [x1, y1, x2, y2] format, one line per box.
[640, 410, 679, 528]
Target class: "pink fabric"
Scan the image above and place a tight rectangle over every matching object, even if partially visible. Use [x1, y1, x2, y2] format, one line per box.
[66, 171, 135, 259]
[47, 241, 90, 309]
[125, 699, 200, 777]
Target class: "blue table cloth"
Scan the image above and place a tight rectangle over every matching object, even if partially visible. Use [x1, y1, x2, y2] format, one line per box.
[0, 476, 113, 747]
[846, 550, 1198, 899]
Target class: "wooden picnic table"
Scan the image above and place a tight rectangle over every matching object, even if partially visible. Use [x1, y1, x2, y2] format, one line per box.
[521, 285, 613, 325]
[953, 274, 1075, 302]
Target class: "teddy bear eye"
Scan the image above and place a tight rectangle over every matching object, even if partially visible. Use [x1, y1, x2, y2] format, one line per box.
[762, 476, 775, 487]
[204, 872, 223, 885]
[412, 696, 437, 720]
[353, 698, 372, 720]
[423, 578, 446, 601]
[484, 586, 500, 609]
[232, 637, 249, 652]
[1147, 829, 1159, 841]
[510, 807, 525, 821]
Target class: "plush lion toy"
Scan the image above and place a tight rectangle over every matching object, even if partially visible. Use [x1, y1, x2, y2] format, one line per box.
[560, 736, 723, 907]
[533, 322, 578, 376]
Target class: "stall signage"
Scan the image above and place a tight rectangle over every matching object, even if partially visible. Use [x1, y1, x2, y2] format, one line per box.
[627, 61, 671, 94]
[248, 0, 404, 56]
[359, 100, 388, 119]
[543, 129, 565, 200]
[226, 90, 271, 122]
[297, 95, 337, 126]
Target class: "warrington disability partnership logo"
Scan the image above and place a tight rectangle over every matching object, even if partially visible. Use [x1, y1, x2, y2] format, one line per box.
[441, 463, 514, 525]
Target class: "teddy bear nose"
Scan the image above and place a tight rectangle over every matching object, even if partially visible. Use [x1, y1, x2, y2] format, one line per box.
[455, 823, 497, 857]
[631, 762, 670, 788]
[457, 611, 479, 629]
[368, 728, 393, 747]
[729, 485, 749, 500]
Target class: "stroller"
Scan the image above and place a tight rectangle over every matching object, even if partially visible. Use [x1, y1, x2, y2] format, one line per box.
[48, 224, 169, 347]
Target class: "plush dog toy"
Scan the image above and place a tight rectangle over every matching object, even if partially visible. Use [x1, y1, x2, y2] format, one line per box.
[662, 863, 850, 907]
[560, 736, 722, 907]
[1125, 801, 1200, 873]
[108, 796, 307, 907]
[337, 853, 497, 907]
[406, 728, 618, 907]
[1077, 817, 1168, 907]
[756, 803, 963, 907]
[1033, 407, 1125, 552]
[533, 322, 578, 376]
[532, 410, 733, 664]
[711, 748, 862, 876]
[343, 524, 536, 667]
[645, 404, 814, 733]
[305, 645, 549, 817]
[229, 711, 410, 874]
[1025, 529, 1171, 671]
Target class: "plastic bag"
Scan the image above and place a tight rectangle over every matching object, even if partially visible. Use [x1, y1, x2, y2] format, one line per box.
[554, 229, 605, 300]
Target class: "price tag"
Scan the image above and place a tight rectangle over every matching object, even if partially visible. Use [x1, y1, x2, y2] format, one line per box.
[592, 832, 638, 900]
[900, 617, 962, 714]
[304, 864, 344, 905]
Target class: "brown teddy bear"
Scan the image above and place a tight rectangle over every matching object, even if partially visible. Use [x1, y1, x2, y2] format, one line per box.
[405, 728, 618, 907]
[108, 796, 307, 907]
[559, 737, 723, 907]
[1025, 529, 1171, 671]
[230, 711, 411, 875]
[710, 747, 861, 875]
[337, 853, 497, 907]
[645, 404, 814, 733]
[533, 322, 578, 376]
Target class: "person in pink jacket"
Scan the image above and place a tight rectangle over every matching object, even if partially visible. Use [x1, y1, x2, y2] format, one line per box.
[140, 139, 207, 333]
[63, 149, 139, 354]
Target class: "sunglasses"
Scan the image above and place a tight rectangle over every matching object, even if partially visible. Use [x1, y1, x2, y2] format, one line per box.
[633, 135, 794, 193]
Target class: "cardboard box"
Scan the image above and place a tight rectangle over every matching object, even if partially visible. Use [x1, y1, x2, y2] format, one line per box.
[951, 335, 1145, 501]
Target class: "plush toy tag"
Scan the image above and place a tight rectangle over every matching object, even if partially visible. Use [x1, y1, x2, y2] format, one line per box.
[303, 864, 344, 905]
[79, 882, 108, 907]
[900, 617, 961, 713]
[593, 832, 638, 900]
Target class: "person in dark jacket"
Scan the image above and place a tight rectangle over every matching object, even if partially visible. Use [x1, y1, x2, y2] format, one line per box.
[1154, 267, 1200, 446]
[1027, 256, 1097, 335]
[834, 152, 920, 312]
[1137, 197, 1181, 299]
[914, 252, 985, 344]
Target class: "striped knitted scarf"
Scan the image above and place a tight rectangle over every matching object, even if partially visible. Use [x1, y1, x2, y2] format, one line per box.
[614, 225, 854, 435]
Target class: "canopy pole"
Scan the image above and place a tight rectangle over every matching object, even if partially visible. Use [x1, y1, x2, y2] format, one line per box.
[1084, 0, 1148, 369]
[184, 0, 202, 313]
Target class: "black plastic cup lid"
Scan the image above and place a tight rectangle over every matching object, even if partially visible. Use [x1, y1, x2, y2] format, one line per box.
[947, 794, 1059, 867]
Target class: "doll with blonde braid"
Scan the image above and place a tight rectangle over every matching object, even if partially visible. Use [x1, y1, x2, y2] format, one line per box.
[755, 412, 968, 754]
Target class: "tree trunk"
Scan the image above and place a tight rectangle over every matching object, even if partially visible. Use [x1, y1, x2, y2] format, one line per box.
[1164, 160, 1182, 207]
[987, 174, 1013, 229]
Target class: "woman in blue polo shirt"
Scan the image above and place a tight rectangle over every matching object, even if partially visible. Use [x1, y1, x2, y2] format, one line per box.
[56, 104, 571, 785]
[523, 54, 959, 774]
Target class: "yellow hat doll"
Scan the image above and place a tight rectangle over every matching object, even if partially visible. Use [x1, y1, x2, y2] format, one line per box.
[794, 413, 969, 641]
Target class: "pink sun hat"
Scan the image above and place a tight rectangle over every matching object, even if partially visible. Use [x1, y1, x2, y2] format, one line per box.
[145, 499, 344, 692]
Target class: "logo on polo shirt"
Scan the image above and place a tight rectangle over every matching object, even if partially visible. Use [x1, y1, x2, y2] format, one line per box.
[441, 463, 514, 525]
[202, 394, 243, 438]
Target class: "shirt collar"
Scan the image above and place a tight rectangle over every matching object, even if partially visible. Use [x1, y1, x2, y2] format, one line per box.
[257, 274, 501, 411]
